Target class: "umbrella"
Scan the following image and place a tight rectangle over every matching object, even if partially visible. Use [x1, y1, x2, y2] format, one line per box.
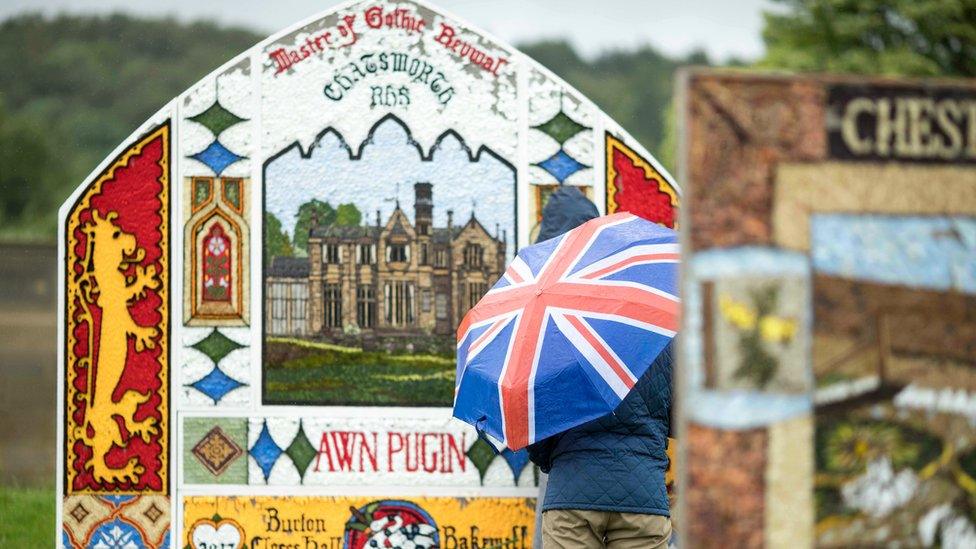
[453, 212, 679, 450]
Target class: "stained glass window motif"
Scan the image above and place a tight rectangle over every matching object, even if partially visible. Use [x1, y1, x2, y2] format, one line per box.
[202, 224, 232, 302]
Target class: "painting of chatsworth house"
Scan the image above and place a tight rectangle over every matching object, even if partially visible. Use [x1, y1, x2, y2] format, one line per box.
[266, 182, 506, 340]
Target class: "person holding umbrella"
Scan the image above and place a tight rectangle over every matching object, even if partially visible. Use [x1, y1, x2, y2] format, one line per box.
[453, 187, 677, 548]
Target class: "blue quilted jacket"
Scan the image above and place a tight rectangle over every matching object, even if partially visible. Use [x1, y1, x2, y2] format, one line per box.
[527, 342, 673, 516]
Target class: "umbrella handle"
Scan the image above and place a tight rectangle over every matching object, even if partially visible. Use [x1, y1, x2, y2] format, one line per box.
[474, 416, 506, 454]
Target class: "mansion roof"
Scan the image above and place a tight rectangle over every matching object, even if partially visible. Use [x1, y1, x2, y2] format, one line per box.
[308, 222, 468, 244]
[432, 226, 464, 244]
[309, 225, 381, 239]
[268, 256, 310, 278]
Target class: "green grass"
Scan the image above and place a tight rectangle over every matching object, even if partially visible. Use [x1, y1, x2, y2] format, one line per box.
[264, 339, 456, 406]
[0, 485, 55, 547]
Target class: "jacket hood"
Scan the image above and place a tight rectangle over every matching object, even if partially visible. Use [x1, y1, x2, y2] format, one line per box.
[536, 187, 600, 243]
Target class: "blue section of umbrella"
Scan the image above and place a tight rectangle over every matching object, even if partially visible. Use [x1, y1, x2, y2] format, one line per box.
[453, 212, 679, 450]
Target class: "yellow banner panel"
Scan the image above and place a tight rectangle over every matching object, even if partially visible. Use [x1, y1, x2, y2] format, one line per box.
[184, 496, 535, 549]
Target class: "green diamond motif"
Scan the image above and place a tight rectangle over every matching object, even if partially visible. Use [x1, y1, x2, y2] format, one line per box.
[286, 423, 317, 479]
[466, 437, 497, 485]
[191, 329, 244, 364]
[189, 100, 247, 137]
[533, 110, 587, 145]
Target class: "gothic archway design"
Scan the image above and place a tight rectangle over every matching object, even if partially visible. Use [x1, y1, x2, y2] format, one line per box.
[184, 176, 249, 325]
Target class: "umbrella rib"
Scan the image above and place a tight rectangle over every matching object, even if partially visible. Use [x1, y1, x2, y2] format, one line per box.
[456, 285, 535, 341]
[464, 313, 517, 364]
[538, 214, 635, 287]
[549, 282, 680, 333]
[567, 243, 679, 280]
[499, 301, 547, 449]
[502, 256, 533, 285]
[576, 253, 680, 281]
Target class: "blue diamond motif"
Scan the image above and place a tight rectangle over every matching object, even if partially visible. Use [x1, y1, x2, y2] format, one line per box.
[537, 149, 587, 183]
[190, 140, 244, 176]
[250, 422, 283, 481]
[500, 447, 531, 484]
[190, 366, 244, 404]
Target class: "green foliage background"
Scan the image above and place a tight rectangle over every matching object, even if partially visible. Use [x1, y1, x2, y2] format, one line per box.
[760, 0, 976, 77]
[0, 15, 266, 240]
[2, 4, 975, 241]
[0, 14, 707, 241]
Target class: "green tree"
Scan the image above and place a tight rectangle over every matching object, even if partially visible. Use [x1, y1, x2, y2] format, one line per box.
[760, 0, 976, 77]
[292, 199, 336, 255]
[657, 99, 679, 177]
[0, 100, 66, 238]
[519, 40, 709, 168]
[264, 212, 293, 265]
[0, 14, 705, 240]
[335, 203, 362, 226]
[0, 14, 261, 240]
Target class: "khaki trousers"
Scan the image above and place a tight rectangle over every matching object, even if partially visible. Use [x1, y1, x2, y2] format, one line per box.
[541, 509, 671, 549]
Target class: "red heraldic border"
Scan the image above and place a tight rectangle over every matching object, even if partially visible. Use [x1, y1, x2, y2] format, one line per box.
[605, 132, 679, 228]
[64, 122, 170, 494]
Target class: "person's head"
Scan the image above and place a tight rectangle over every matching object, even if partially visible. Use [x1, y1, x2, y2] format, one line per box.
[535, 186, 599, 243]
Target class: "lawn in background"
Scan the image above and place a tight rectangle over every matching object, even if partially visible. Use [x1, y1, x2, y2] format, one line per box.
[0, 485, 54, 546]
[263, 338, 456, 406]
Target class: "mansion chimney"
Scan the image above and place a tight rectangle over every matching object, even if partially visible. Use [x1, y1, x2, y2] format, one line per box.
[376, 209, 381, 228]
[447, 209, 454, 234]
[414, 182, 433, 235]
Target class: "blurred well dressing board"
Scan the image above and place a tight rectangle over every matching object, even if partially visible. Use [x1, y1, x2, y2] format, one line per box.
[678, 69, 976, 548]
[55, 1, 680, 547]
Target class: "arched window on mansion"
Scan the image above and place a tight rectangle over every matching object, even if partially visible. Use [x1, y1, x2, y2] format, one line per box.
[463, 243, 483, 267]
[387, 243, 409, 263]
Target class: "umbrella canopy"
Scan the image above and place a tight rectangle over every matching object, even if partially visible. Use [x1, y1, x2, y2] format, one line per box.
[453, 212, 679, 450]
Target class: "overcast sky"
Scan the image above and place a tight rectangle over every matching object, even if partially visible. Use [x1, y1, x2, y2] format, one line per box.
[0, 0, 775, 62]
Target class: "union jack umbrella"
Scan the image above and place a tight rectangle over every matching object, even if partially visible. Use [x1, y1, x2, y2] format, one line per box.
[453, 212, 679, 451]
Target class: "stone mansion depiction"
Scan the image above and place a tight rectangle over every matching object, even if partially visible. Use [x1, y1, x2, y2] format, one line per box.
[266, 183, 507, 338]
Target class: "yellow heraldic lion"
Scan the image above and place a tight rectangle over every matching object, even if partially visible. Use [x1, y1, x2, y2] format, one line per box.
[73, 210, 162, 484]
